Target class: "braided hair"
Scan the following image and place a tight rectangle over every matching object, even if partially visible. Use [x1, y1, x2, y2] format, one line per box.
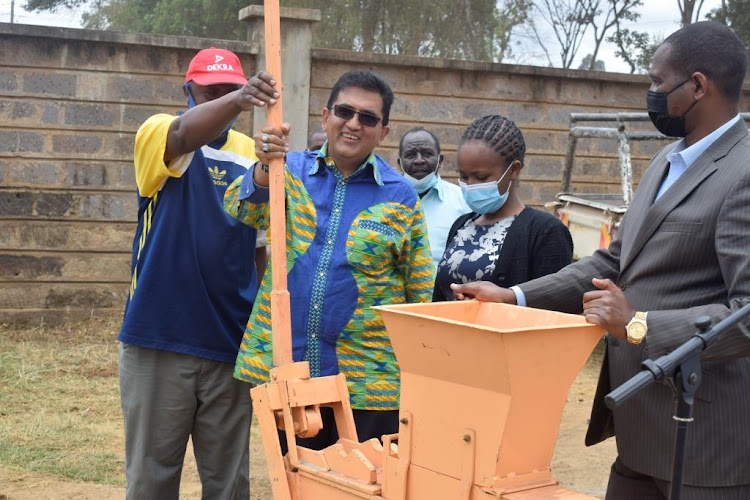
[460, 115, 525, 166]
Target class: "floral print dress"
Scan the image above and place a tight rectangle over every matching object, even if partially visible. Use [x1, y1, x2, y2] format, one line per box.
[435, 215, 516, 299]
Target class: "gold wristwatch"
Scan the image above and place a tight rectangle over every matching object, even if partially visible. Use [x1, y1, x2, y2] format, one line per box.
[626, 311, 648, 344]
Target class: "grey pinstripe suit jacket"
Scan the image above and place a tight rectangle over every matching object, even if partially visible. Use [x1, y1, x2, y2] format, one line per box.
[519, 119, 750, 487]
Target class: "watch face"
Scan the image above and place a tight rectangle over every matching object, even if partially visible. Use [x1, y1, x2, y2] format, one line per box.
[628, 322, 647, 340]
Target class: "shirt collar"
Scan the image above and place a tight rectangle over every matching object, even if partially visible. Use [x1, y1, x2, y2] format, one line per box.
[427, 176, 446, 201]
[309, 141, 383, 186]
[668, 114, 742, 169]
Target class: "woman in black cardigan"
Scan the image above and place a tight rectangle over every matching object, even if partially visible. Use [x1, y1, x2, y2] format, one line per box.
[433, 115, 573, 301]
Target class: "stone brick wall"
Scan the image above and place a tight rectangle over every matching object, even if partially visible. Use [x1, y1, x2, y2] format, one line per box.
[0, 24, 257, 324]
[307, 50, 674, 207]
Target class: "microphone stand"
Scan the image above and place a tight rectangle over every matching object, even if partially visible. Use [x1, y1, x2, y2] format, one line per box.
[604, 302, 750, 500]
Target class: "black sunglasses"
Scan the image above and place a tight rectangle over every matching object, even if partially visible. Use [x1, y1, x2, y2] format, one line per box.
[331, 104, 382, 127]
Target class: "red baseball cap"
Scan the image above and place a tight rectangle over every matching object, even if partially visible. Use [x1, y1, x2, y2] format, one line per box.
[185, 47, 247, 86]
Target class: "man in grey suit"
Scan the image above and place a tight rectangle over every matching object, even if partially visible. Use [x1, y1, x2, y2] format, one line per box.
[452, 21, 750, 499]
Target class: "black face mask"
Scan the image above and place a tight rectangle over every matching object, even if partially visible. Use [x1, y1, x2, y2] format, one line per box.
[647, 78, 698, 138]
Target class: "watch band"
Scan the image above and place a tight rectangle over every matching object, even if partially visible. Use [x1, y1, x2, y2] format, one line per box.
[626, 311, 648, 345]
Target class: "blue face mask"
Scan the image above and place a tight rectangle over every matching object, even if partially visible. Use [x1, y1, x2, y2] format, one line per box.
[404, 171, 439, 194]
[184, 82, 236, 137]
[459, 164, 513, 214]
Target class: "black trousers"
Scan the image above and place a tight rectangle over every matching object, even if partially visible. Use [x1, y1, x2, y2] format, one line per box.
[606, 456, 750, 500]
[278, 406, 399, 454]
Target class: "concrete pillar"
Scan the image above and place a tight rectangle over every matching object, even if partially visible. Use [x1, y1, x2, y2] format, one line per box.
[240, 5, 320, 152]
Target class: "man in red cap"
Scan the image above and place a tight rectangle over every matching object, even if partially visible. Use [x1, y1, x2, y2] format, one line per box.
[117, 47, 278, 499]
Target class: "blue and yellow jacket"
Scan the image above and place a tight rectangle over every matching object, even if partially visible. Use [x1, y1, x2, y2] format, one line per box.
[119, 114, 259, 362]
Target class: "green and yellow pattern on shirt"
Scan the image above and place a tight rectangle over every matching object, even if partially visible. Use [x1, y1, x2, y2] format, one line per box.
[224, 150, 434, 410]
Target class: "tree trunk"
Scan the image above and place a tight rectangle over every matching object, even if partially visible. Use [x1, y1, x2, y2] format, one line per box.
[678, 0, 705, 26]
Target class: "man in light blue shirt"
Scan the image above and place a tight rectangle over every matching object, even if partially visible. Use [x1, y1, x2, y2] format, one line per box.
[398, 127, 470, 268]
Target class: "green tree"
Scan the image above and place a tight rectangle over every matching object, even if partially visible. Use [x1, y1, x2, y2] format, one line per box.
[708, 0, 750, 49]
[527, 0, 598, 68]
[677, 0, 708, 26]
[288, 0, 531, 62]
[26, 0, 251, 39]
[24, 0, 85, 10]
[26, 0, 530, 62]
[525, 0, 642, 70]
[578, 53, 605, 70]
[607, 27, 655, 73]
[496, 0, 532, 60]
[585, 0, 641, 70]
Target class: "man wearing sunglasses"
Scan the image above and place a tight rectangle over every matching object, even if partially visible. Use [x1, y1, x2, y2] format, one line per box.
[224, 69, 435, 449]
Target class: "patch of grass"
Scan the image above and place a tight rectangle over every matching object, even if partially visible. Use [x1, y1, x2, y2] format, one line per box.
[0, 317, 125, 485]
[0, 443, 122, 485]
[0, 317, 273, 498]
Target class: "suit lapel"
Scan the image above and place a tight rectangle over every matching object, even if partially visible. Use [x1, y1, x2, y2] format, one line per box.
[618, 149, 670, 268]
[621, 120, 748, 272]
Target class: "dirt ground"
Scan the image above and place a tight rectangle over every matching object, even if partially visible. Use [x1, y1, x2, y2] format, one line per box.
[0, 344, 615, 500]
